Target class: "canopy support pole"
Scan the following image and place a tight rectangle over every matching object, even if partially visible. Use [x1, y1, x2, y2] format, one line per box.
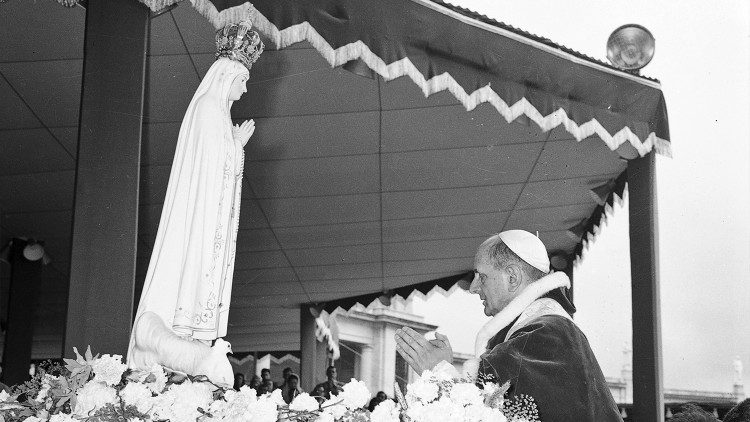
[628, 152, 664, 422]
[64, 0, 149, 358]
[1, 239, 43, 385]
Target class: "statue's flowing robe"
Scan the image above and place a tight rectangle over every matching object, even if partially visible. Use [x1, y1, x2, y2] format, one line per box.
[478, 292, 623, 422]
[128, 58, 249, 364]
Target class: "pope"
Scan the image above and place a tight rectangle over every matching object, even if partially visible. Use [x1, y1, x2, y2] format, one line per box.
[395, 230, 622, 422]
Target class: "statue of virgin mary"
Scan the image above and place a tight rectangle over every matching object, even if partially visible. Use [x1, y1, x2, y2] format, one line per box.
[127, 21, 263, 378]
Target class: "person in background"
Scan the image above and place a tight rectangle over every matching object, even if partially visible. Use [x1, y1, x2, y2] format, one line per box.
[668, 404, 719, 422]
[258, 379, 275, 396]
[233, 372, 246, 390]
[248, 374, 262, 391]
[311, 365, 343, 399]
[277, 367, 293, 390]
[281, 373, 303, 404]
[312, 385, 326, 405]
[260, 368, 272, 385]
[724, 398, 750, 422]
[367, 391, 388, 411]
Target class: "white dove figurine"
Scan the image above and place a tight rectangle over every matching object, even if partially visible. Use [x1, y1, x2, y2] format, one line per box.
[195, 338, 234, 386]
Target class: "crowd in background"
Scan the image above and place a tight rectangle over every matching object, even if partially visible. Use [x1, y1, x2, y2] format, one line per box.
[231, 365, 389, 408]
[669, 401, 750, 422]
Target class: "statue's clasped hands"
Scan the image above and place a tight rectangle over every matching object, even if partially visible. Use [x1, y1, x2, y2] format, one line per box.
[233, 119, 255, 147]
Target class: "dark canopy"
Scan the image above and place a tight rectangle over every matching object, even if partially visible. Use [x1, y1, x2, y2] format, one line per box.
[0, 0, 669, 355]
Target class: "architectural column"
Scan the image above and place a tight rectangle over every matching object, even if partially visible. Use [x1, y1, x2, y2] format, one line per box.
[359, 344, 374, 390]
[300, 305, 328, 392]
[64, 0, 149, 357]
[628, 152, 664, 422]
[2, 239, 43, 385]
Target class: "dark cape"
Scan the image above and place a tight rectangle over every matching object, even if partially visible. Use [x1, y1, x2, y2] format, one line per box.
[478, 289, 623, 422]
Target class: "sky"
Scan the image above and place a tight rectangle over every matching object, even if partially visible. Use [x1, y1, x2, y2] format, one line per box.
[414, 0, 750, 393]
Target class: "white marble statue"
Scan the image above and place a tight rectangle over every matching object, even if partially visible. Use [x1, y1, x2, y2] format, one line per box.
[127, 21, 263, 385]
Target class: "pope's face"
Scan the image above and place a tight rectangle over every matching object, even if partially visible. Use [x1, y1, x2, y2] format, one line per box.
[469, 252, 513, 316]
[229, 74, 248, 101]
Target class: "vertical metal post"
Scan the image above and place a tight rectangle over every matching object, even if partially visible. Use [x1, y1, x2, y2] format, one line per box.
[628, 152, 664, 422]
[2, 239, 42, 385]
[64, 0, 149, 357]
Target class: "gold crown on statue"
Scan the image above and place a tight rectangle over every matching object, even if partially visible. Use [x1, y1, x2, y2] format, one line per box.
[215, 20, 264, 70]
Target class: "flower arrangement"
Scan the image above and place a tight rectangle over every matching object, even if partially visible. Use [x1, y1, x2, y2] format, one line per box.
[0, 348, 538, 422]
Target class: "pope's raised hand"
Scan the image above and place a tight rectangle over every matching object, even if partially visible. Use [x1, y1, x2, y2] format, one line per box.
[233, 119, 255, 147]
[395, 327, 453, 375]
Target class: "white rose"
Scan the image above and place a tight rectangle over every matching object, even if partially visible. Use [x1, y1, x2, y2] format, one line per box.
[315, 411, 335, 422]
[405, 401, 425, 421]
[449, 383, 483, 407]
[321, 395, 347, 419]
[119, 382, 153, 414]
[370, 399, 400, 422]
[478, 406, 506, 422]
[406, 378, 439, 404]
[422, 397, 462, 422]
[147, 388, 176, 421]
[337, 379, 370, 409]
[23, 416, 45, 422]
[268, 388, 286, 406]
[250, 396, 279, 422]
[168, 381, 213, 422]
[91, 354, 128, 386]
[289, 392, 319, 412]
[145, 364, 167, 393]
[73, 381, 118, 416]
[49, 413, 77, 422]
[0, 390, 10, 402]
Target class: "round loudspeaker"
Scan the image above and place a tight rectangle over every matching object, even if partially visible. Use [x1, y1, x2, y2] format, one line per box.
[606, 24, 655, 71]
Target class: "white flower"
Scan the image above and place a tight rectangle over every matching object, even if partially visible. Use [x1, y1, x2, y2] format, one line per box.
[211, 386, 262, 421]
[449, 383, 483, 407]
[168, 381, 213, 422]
[406, 377, 439, 404]
[476, 406, 506, 422]
[23, 416, 45, 422]
[321, 395, 347, 419]
[145, 364, 167, 393]
[315, 412, 335, 422]
[35, 374, 59, 402]
[119, 382, 153, 414]
[268, 388, 286, 406]
[147, 389, 176, 421]
[338, 379, 370, 409]
[251, 395, 280, 422]
[0, 390, 10, 402]
[370, 399, 400, 422]
[405, 401, 425, 421]
[73, 381, 118, 416]
[289, 392, 319, 412]
[49, 413, 77, 422]
[421, 397, 463, 422]
[91, 354, 127, 386]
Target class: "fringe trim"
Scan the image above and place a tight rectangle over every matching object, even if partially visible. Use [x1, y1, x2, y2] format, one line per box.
[139, 0, 181, 12]
[331, 282, 466, 315]
[572, 186, 628, 268]
[159, 0, 673, 158]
